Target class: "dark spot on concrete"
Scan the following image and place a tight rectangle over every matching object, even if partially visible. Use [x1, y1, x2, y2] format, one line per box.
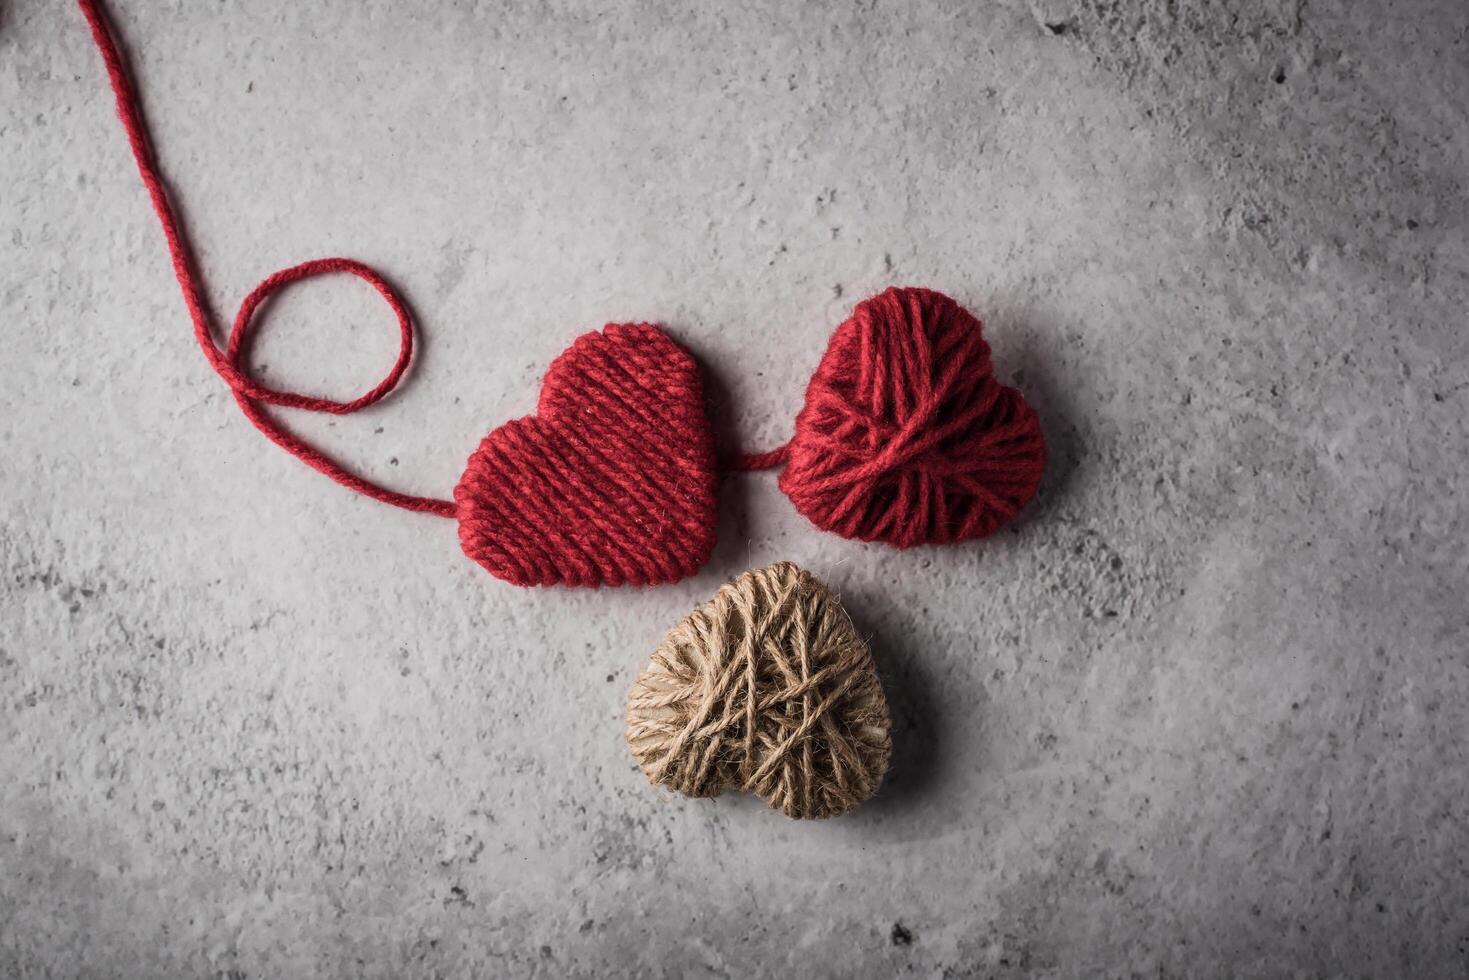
[1109, 555, 1123, 571]
[1045, 22, 1070, 35]
[540, 944, 553, 957]
[1405, 218, 1419, 229]
[389, 457, 399, 466]
[1272, 66, 1287, 84]
[605, 673, 615, 683]
[891, 922, 913, 946]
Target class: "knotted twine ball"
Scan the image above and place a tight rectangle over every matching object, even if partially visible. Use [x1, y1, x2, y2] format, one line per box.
[626, 561, 891, 819]
[779, 286, 1047, 547]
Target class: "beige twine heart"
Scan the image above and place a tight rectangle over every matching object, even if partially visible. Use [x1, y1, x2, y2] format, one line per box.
[626, 562, 891, 819]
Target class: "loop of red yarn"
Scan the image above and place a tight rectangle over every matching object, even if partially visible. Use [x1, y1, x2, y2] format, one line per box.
[226, 259, 413, 414]
[225, 260, 457, 517]
[777, 287, 1046, 547]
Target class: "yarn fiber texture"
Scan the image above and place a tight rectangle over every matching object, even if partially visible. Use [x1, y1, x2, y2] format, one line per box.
[626, 562, 891, 819]
[454, 323, 719, 587]
[778, 287, 1046, 547]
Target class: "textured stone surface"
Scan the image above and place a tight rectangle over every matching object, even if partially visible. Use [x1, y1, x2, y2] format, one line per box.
[3, 1, 1467, 977]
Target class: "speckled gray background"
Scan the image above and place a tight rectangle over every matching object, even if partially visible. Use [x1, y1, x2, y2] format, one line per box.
[3, 0, 1468, 977]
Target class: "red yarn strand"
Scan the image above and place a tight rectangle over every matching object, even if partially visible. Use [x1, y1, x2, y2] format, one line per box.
[75, 0, 456, 518]
[726, 446, 790, 471]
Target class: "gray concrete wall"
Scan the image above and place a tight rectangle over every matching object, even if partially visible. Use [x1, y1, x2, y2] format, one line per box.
[3, 0, 1467, 976]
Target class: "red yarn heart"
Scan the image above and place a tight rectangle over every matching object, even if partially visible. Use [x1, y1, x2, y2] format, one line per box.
[777, 287, 1045, 547]
[453, 323, 718, 587]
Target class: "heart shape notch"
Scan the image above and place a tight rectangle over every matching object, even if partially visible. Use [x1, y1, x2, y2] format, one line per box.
[454, 323, 718, 587]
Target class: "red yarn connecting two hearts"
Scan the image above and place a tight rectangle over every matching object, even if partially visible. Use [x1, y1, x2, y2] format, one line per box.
[77, 0, 1047, 589]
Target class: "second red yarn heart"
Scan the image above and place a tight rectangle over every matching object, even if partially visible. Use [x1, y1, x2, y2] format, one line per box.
[776, 287, 1046, 547]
